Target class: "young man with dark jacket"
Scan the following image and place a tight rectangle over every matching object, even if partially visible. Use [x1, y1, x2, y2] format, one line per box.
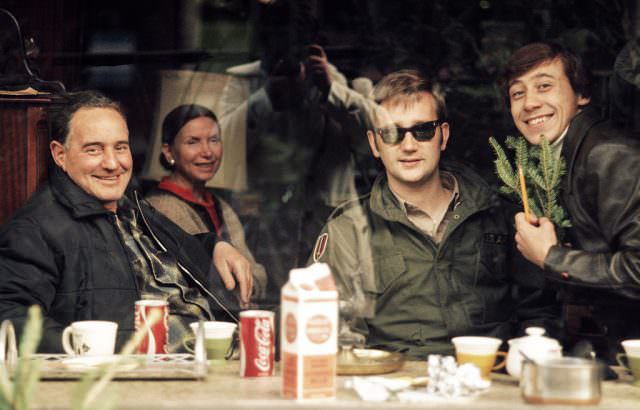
[0, 91, 254, 352]
[506, 42, 640, 362]
[310, 70, 559, 359]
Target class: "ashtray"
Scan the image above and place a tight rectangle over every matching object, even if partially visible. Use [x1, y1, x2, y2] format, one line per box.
[337, 346, 405, 375]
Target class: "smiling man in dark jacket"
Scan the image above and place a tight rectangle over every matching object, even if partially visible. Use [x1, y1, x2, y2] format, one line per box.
[0, 91, 253, 352]
[505, 42, 640, 362]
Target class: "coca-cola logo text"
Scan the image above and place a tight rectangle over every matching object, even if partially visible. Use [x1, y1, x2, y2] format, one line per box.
[253, 318, 272, 372]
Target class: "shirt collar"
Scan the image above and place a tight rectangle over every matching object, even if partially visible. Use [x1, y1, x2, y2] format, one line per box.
[550, 127, 569, 160]
[390, 171, 460, 217]
[158, 177, 215, 207]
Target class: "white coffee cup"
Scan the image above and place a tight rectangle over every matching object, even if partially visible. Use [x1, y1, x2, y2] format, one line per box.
[451, 336, 506, 379]
[62, 321, 118, 356]
[621, 339, 640, 356]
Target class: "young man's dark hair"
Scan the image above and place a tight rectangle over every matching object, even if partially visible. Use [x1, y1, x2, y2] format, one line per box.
[500, 42, 593, 105]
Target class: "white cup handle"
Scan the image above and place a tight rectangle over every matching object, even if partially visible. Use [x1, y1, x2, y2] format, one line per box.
[62, 326, 75, 355]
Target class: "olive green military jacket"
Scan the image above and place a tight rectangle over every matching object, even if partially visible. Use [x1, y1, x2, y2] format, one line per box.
[310, 161, 559, 359]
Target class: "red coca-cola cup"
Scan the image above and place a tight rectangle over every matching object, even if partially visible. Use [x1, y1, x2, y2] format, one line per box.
[240, 310, 275, 377]
[135, 300, 169, 354]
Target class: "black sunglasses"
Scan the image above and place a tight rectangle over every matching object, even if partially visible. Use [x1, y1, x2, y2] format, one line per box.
[376, 120, 442, 145]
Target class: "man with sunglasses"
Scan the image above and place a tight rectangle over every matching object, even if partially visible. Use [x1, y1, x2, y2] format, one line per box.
[310, 70, 558, 359]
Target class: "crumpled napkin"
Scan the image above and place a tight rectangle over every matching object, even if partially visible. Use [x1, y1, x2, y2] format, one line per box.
[427, 355, 491, 397]
[345, 355, 491, 403]
[345, 376, 412, 402]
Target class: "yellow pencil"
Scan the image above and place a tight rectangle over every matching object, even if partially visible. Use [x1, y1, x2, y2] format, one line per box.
[518, 165, 531, 222]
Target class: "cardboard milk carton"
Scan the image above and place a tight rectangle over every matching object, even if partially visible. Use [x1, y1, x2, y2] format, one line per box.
[281, 263, 338, 399]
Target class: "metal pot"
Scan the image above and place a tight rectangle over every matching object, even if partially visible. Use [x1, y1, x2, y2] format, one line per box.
[520, 357, 603, 405]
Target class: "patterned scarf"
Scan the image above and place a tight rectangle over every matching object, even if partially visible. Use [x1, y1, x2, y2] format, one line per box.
[114, 203, 213, 352]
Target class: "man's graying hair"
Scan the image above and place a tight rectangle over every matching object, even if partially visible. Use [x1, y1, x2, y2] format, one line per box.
[373, 70, 448, 121]
[49, 91, 125, 145]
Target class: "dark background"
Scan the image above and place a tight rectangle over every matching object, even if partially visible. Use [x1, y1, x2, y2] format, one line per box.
[4, 0, 639, 181]
[2, 0, 639, 299]
[0, 0, 640, 289]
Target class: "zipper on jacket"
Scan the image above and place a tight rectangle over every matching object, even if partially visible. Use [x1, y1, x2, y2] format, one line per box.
[110, 212, 142, 298]
[133, 191, 239, 323]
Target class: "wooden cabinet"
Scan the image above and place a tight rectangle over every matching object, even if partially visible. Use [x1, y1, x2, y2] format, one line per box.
[0, 95, 60, 225]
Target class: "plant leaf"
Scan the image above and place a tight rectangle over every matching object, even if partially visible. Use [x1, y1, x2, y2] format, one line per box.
[74, 310, 162, 410]
[11, 306, 43, 410]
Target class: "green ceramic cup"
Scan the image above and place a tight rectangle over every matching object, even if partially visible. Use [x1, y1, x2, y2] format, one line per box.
[202, 336, 233, 361]
[185, 321, 237, 363]
[618, 339, 640, 386]
[617, 353, 640, 386]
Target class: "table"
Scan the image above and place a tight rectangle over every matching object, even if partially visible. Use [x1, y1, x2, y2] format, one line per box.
[30, 361, 640, 409]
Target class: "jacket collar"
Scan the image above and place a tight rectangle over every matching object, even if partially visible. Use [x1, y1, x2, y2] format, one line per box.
[49, 166, 117, 218]
[369, 160, 493, 223]
[560, 105, 605, 195]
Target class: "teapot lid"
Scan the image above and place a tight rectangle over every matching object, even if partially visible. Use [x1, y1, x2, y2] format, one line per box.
[508, 327, 561, 349]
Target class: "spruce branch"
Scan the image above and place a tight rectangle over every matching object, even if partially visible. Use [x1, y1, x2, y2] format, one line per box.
[514, 136, 529, 172]
[489, 135, 571, 239]
[538, 137, 555, 216]
[489, 137, 518, 193]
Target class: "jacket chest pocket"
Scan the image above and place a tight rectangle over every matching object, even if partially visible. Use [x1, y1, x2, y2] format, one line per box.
[363, 251, 407, 295]
[476, 233, 508, 285]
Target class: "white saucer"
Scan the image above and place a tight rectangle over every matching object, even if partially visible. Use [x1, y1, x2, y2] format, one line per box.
[62, 355, 140, 371]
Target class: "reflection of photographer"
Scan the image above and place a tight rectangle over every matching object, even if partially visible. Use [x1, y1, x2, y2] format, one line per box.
[264, 44, 345, 111]
[220, 38, 375, 302]
[263, 54, 305, 112]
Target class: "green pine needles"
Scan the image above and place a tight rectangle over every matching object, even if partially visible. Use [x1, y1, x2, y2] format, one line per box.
[489, 135, 571, 238]
[0, 307, 161, 410]
[0, 306, 42, 410]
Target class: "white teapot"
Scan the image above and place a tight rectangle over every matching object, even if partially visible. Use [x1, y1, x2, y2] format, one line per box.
[506, 327, 562, 378]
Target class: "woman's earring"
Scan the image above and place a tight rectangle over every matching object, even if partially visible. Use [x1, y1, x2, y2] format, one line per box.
[169, 159, 175, 166]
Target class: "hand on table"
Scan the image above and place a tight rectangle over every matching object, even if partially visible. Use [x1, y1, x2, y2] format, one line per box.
[213, 241, 253, 308]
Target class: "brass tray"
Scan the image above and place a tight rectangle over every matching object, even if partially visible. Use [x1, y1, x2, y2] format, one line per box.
[337, 347, 405, 375]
